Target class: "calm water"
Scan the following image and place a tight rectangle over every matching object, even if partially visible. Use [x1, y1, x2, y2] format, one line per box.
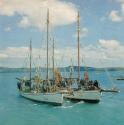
[0, 71, 124, 125]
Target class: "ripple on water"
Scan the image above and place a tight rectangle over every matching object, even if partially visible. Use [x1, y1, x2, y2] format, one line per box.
[0, 71, 124, 125]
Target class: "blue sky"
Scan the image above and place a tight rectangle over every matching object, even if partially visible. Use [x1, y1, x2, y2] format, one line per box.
[0, 0, 124, 67]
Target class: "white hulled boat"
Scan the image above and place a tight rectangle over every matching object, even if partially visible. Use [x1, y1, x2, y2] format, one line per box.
[20, 91, 63, 105]
[64, 89, 101, 103]
[17, 9, 63, 106]
[63, 11, 101, 103]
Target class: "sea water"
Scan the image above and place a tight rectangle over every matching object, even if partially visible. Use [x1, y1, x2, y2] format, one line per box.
[0, 70, 124, 125]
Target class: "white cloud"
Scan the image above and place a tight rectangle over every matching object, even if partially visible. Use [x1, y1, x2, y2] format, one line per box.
[0, 53, 8, 58]
[108, 0, 124, 22]
[0, 0, 77, 30]
[73, 27, 89, 38]
[99, 39, 120, 49]
[121, 3, 124, 14]
[1, 39, 124, 67]
[0, 47, 43, 58]
[109, 10, 123, 22]
[81, 27, 88, 37]
[98, 39, 124, 61]
[18, 16, 30, 28]
[117, 0, 124, 3]
[4, 27, 11, 32]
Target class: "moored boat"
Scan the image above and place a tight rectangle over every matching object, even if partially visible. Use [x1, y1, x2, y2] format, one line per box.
[116, 77, 124, 80]
[17, 9, 63, 106]
[63, 11, 101, 103]
[64, 89, 101, 103]
[20, 91, 63, 106]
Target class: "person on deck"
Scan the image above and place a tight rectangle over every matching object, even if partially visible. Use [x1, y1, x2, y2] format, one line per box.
[84, 71, 89, 81]
[83, 71, 90, 89]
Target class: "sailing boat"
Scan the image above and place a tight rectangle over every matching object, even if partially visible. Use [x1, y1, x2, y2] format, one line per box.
[116, 77, 124, 80]
[17, 9, 63, 106]
[64, 11, 101, 103]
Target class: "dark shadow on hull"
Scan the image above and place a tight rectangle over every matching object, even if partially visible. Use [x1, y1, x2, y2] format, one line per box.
[65, 97, 100, 104]
[83, 99, 100, 103]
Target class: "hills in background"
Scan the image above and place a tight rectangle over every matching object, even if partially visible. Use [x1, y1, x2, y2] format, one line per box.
[0, 66, 124, 73]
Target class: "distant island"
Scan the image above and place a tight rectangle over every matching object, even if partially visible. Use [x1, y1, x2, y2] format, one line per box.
[0, 66, 124, 73]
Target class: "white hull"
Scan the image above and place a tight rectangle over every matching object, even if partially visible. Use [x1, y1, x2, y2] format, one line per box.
[64, 90, 101, 103]
[20, 92, 63, 105]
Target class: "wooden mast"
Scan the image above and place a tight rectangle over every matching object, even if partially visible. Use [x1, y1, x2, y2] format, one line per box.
[77, 11, 80, 81]
[70, 58, 73, 81]
[52, 38, 55, 80]
[29, 40, 32, 83]
[46, 9, 49, 80]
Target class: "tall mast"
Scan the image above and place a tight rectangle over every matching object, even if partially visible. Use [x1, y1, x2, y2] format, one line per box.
[77, 11, 80, 81]
[29, 40, 32, 82]
[52, 38, 55, 80]
[46, 9, 49, 80]
[70, 58, 73, 80]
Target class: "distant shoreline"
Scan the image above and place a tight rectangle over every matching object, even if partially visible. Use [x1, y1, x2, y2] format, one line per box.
[0, 66, 124, 73]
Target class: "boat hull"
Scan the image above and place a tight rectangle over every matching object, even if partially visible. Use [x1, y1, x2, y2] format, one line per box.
[64, 90, 101, 103]
[117, 78, 124, 80]
[20, 92, 63, 106]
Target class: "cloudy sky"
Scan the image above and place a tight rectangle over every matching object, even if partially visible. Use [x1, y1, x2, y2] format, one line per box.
[0, 0, 124, 68]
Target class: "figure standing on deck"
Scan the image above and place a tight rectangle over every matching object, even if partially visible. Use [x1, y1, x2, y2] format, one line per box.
[84, 71, 89, 81]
